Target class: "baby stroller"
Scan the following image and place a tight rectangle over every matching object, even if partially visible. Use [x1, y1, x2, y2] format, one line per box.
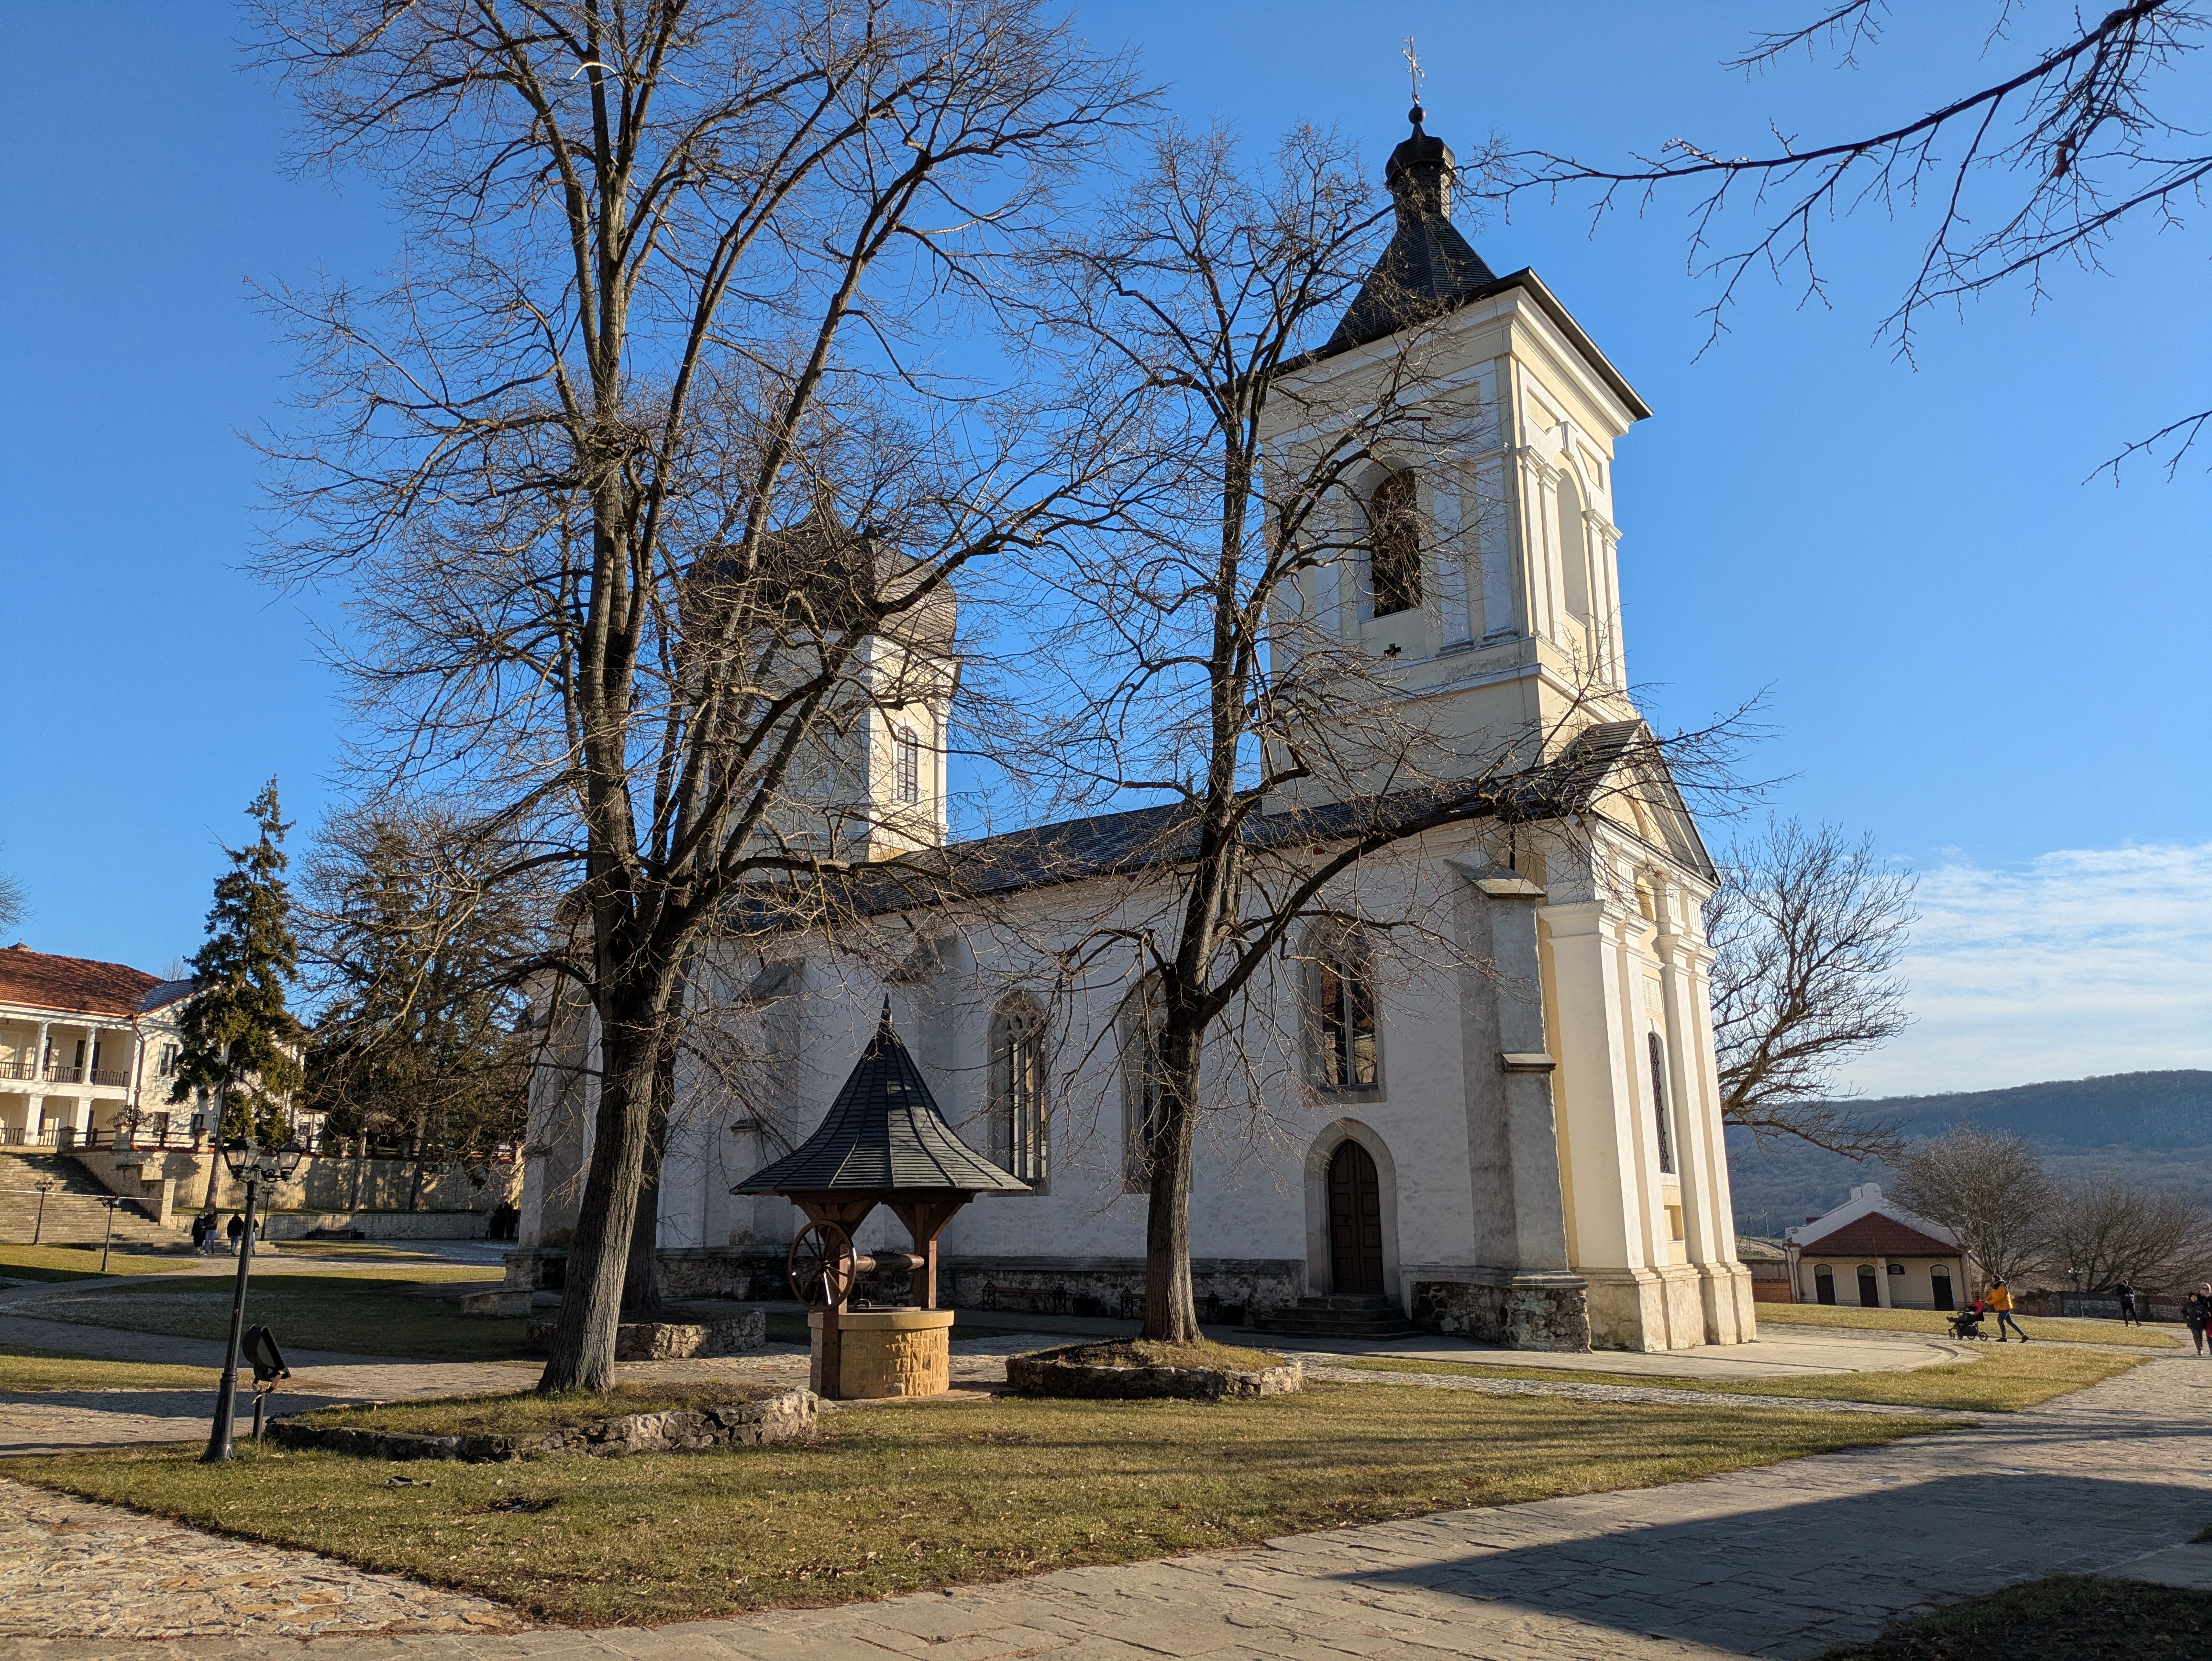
[1947, 1306, 1990, 1340]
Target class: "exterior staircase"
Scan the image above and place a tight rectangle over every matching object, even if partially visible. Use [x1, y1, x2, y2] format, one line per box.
[1250, 1292, 1419, 1340]
[0, 1150, 184, 1250]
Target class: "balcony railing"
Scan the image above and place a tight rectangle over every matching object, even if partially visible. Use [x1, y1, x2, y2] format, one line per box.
[0, 1064, 136, 1087]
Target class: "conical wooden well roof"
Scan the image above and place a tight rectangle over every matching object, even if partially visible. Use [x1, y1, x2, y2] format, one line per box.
[731, 1003, 1030, 1195]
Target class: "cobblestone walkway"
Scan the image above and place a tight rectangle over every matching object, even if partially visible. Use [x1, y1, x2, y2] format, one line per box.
[10, 1351, 2212, 1658]
[0, 1479, 521, 1641]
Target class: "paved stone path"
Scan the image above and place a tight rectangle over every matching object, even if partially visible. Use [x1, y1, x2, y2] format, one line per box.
[0, 1479, 523, 1642]
[8, 1351, 2211, 1657]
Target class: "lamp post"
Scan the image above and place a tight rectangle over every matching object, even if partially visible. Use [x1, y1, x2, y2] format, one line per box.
[201, 1137, 305, 1463]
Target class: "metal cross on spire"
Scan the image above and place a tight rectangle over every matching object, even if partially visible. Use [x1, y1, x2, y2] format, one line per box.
[1403, 36, 1425, 118]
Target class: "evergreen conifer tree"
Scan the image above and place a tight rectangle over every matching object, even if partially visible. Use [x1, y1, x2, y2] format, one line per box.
[172, 780, 305, 1148]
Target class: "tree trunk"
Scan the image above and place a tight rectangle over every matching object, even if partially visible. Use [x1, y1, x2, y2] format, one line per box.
[619, 1071, 672, 1319]
[538, 991, 660, 1393]
[1141, 1025, 1204, 1343]
[406, 1131, 429, 1213]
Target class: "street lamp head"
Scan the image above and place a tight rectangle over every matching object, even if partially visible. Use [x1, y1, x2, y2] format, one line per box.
[271, 1141, 306, 1179]
[220, 1139, 254, 1180]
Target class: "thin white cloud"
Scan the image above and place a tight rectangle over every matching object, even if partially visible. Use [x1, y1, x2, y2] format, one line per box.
[1836, 842, 2212, 1097]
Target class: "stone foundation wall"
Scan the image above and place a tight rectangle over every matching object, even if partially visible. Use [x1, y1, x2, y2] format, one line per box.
[523, 1312, 765, 1360]
[942, 1257, 1305, 1327]
[1410, 1275, 1590, 1351]
[501, 1247, 785, 1297]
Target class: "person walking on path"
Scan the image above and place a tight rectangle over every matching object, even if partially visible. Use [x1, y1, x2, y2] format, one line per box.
[2115, 1282, 2139, 1328]
[197, 1208, 220, 1255]
[1989, 1280, 2029, 1342]
[225, 1213, 245, 1256]
[188, 1211, 209, 1254]
[2185, 1284, 2212, 1356]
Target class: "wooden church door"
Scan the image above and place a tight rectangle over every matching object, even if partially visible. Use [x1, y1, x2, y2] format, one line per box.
[1327, 1141, 1385, 1295]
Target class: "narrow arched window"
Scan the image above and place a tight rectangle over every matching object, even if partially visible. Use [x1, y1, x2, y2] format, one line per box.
[1648, 1031, 1676, 1175]
[988, 996, 1048, 1189]
[1366, 468, 1422, 618]
[1119, 975, 1168, 1192]
[1306, 927, 1379, 1092]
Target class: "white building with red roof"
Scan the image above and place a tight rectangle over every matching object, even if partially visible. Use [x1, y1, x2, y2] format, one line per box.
[0, 943, 197, 1148]
[1784, 1183, 1973, 1311]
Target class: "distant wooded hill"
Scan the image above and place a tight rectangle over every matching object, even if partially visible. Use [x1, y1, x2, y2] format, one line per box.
[1726, 1071, 2212, 1240]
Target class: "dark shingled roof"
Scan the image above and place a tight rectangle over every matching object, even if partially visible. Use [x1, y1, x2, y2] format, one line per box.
[1310, 107, 1652, 422]
[1325, 109, 1497, 357]
[731, 1004, 1029, 1195]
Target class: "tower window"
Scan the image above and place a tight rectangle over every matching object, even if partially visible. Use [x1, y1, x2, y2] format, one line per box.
[894, 726, 921, 803]
[1366, 468, 1422, 618]
[1648, 1031, 1676, 1175]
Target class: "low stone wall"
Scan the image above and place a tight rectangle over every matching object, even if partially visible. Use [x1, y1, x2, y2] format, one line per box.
[502, 1248, 786, 1298]
[265, 1210, 491, 1241]
[523, 1310, 766, 1360]
[1411, 1275, 1591, 1352]
[1006, 1350, 1302, 1402]
[271, 1389, 815, 1462]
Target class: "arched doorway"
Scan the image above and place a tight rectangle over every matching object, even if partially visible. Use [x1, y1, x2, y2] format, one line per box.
[1856, 1265, 1880, 1307]
[1327, 1141, 1385, 1294]
[1814, 1265, 1836, 1305]
[1930, 1264, 1955, 1311]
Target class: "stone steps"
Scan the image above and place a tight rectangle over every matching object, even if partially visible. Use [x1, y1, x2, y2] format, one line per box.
[0, 1151, 184, 1249]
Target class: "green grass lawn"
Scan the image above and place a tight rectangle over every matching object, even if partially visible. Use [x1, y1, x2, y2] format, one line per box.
[14, 1380, 1948, 1626]
[0, 1343, 220, 1392]
[1762, 1304, 2179, 1349]
[0, 1243, 197, 1281]
[22, 1274, 526, 1362]
[1338, 1341, 2145, 1413]
[1818, 1575, 2212, 1660]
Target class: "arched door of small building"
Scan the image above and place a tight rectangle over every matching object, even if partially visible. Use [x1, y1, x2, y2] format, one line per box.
[1856, 1265, 1881, 1307]
[1814, 1265, 1836, 1305]
[1930, 1264, 1955, 1311]
[1327, 1141, 1385, 1295]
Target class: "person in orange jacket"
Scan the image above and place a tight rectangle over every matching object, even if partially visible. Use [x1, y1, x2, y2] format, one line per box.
[1988, 1279, 2028, 1342]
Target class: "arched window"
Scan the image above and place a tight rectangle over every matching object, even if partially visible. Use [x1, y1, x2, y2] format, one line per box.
[988, 996, 1048, 1189]
[1557, 468, 1592, 627]
[1305, 926, 1379, 1092]
[1365, 468, 1422, 618]
[1647, 1032, 1676, 1175]
[1119, 975, 1168, 1192]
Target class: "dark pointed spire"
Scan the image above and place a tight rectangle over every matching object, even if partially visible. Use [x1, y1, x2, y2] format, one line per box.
[1322, 101, 1499, 358]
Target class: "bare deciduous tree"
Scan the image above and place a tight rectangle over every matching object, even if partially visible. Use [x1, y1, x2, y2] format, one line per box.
[250, 0, 1142, 1390]
[2044, 1172, 2212, 1296]
[1488, 0, 2210, 475]
[0, 868, 25, 934]
[1891, 1126, 2055, 1285]
[1705, 818, 1915, 1160]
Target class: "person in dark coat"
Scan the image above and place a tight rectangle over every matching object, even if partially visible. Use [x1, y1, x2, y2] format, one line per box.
[2184, 1284, 2212, 1357]
[225, 1213, 245, 1254]
[189, 1212, 209, 1253]
[2114, 1281, 2139, 1327]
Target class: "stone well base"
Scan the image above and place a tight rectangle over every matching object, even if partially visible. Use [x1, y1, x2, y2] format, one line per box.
[813, 1307, 953, 1399]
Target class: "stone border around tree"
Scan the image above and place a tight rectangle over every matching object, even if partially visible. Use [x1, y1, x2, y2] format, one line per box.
[268, 1388, 816, 1462]
[1005, 1348, 1302, 1401]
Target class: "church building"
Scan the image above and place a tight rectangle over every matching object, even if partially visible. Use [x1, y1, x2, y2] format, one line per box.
[514, 103, 1758, 1354]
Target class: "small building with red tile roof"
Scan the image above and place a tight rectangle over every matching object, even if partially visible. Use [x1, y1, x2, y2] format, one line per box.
[0, 943, 198, 1148]
[1783, 1183, 1973, 1312]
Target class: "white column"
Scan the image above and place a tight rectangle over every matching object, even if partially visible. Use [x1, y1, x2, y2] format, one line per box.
[1541, 898, 1645, 1273]
[1593, 520, 1626, 687]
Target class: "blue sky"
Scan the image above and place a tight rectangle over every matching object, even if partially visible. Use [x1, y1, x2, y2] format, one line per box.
[1, 3, 2205, 1091]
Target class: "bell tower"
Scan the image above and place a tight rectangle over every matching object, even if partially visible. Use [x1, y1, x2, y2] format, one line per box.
[1264, 100, 1653, 791]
